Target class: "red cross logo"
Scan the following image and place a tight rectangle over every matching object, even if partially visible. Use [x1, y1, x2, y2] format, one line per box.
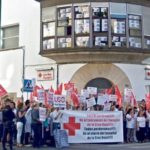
[63, 117, 80, 136]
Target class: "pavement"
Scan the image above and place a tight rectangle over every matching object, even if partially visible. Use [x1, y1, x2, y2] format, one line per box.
[1, 142, 150, 150]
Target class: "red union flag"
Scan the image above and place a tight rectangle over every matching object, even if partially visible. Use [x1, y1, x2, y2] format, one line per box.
[0, 84, 7, 97]
[64, 82, 74, 91]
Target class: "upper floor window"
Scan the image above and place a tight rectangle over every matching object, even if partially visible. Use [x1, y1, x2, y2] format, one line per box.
[41, 3, 150, 50]
[1, 25, 19, 49]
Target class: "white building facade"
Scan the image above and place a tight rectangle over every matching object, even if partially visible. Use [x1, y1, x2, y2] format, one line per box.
[1, 0, 150, 101]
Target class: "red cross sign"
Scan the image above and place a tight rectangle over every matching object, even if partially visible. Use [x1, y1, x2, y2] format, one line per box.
[63, 117, 80, 136]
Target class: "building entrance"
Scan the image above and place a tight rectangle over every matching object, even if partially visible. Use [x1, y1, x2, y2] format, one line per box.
[85, 77, 115, 94]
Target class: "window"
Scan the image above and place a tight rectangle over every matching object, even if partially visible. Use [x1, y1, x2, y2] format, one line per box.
[58, 38, 71, 48]
[57, 6, 72, 48]
[92, 4, 108, 47]
[111, 18, 126, 47]
[94, 36, 108, 47]
[42, 7, 56, 50]
[110, 3, 127, 47]
[143, 7, 150, 49]
[43, 39, 55, 49]
[75, 19, 90, 34]
[43, 22, 55, 37]
[74, 5, 90, 47]
[1, 25, 19, 49]
[128, 15, 142, 48]
[41, 3, 150, 50]
[42, 7, 56, 22]
[144, 37, 150, 49]
[76, 36, 89, 47]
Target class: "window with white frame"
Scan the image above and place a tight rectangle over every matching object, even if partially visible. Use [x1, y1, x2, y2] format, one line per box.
[1, 25, 19, 49]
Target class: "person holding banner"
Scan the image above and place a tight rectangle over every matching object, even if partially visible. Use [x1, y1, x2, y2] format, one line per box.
[50, 107, 63, 131]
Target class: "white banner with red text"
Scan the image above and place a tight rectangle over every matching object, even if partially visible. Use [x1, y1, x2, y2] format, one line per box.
[61, 111, 123, 143]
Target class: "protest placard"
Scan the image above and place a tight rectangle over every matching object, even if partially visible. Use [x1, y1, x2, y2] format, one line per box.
[39, 107, 46, 122]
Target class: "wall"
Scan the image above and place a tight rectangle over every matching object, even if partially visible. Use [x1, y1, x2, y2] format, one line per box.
[1, 0, 55, 98]
[1, 0, 150, 101]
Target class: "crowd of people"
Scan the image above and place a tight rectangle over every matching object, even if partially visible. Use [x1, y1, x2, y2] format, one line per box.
[124, 99, 150, 143]
[0, 97, 150, 150]
[0, 98, 61, 150]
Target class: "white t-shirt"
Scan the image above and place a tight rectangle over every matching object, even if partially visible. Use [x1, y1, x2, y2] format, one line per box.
[126, 114, 135, 128]
[137, 116, 146, 128]
[50, 110, 62, 123]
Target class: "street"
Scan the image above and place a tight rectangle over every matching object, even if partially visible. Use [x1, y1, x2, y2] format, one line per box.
[1, 143, 150, 150]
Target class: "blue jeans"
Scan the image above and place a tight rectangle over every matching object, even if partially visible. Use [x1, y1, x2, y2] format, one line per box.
[53, 123, 60, 131]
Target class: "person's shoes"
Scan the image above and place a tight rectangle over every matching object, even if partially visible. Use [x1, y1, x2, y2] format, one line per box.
[24, 144, 32, 147]
[17, 144, 23, 147]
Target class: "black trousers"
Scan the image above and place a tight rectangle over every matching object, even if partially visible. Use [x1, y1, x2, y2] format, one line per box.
[32, 123, 42, 148]
[0, 123, 3, 141]
[2, 126, 13, 150]
[137, 127, 145, 142]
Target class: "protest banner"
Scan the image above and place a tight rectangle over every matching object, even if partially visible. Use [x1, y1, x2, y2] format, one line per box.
[87, 87, 97, 95]
[81, 89, 89, 98]
[97, 94, 109, 105]
[86, 97, 96, 108]
[37, 89, 45, 103]
[61, 111, 123, 143]
[124, 88, 132, 103]
[109, 95, 117, 102]
[78, 95, 86, 103]
[47, 91, 54, 105]
[103, 103, 111, 111]
[39, 107, 46, 122]
[53, 95, 66, 108]
[124, 88, 136, 106]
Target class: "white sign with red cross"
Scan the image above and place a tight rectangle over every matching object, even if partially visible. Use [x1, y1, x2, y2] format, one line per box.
[145, 69, 150, 80]
[61, 110, 123, 143]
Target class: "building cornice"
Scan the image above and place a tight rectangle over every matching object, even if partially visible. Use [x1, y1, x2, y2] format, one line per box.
[36, 0, 150, 7]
